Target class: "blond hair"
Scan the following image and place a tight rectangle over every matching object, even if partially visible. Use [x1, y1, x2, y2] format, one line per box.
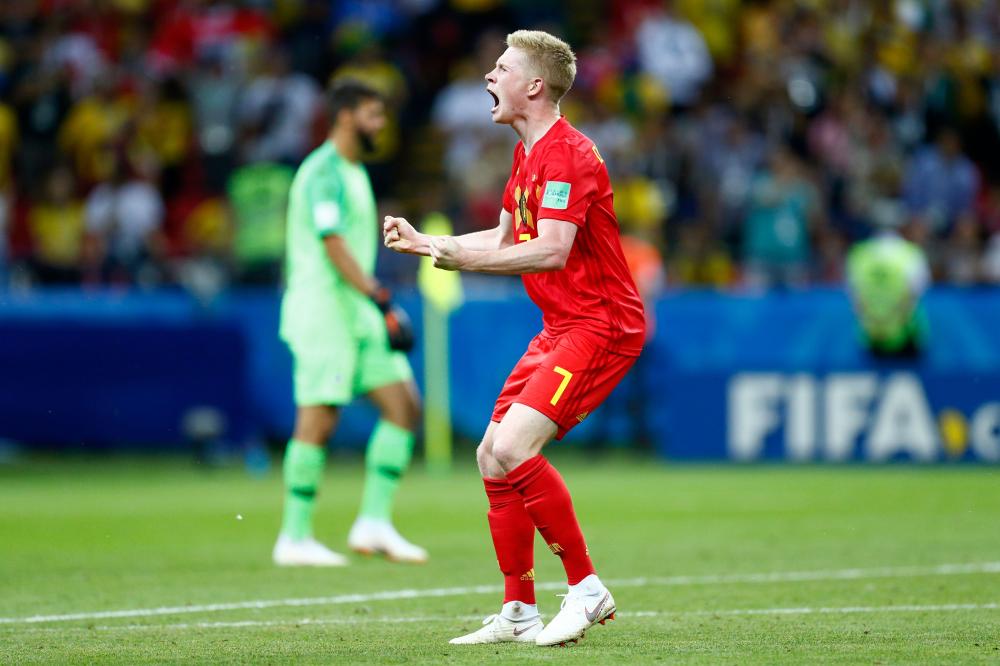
[506, 30, 576, 104]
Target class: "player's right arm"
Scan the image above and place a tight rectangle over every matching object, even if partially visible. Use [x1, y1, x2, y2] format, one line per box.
[303, 169, 379, 297]
[307, 168, 413, 349]
[323, 235, 378, 296]
[383, 209, 513, 256]
[323, 233, 414, 350]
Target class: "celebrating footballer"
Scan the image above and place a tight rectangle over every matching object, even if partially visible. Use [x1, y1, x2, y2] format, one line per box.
[384, 30, 645, 647]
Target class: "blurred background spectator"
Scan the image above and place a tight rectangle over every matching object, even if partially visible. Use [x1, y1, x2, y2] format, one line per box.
[742, 144, 822, 290]
[1, 0, 1000, 292]
[83, 152, 166, 287]
[26, 164, 84, 285]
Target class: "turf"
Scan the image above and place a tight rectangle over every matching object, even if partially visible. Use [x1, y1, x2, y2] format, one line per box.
[1, 452, 998, 664]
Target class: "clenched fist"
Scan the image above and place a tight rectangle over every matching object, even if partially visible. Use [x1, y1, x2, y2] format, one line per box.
[429, 236, 465, 271]
[383, 216, 423, 254]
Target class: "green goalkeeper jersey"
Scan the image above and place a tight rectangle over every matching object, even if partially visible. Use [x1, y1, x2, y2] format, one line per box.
[280, 141, 381, 346]
[846, 232, 929, 352]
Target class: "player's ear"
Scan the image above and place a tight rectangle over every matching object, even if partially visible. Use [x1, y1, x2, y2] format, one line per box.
[527, 78, 544, 99]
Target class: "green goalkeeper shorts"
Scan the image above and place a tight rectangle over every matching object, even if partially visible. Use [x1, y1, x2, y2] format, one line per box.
[287, 329, 413, 407]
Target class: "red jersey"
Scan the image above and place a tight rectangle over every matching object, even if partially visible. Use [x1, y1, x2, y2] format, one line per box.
[502, 117, 646, 355]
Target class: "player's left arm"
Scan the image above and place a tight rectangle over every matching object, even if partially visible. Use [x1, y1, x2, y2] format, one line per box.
[428, 218, 577, 274]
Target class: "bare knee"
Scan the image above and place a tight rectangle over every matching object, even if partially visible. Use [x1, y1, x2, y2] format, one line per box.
[475, 440, 500, 478]
[373, 383, 420, 432]
[490, 432, 532, 475]
[488, 404, 556, 473]
[475, 440, 491, 474]
[404, 390, 422, 430]
[381, 401, 416, 432]
[293, 406, 337, 444]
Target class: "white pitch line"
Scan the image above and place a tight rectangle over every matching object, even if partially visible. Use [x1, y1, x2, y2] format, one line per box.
[104, 614, 449, 631]
[620, 561, 1000, 588]
[11, 603, 1000, 635]
[2, 561, 998, 626]
[672, 602, 1000, 617]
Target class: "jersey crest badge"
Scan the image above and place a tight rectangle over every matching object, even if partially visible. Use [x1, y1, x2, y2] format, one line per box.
[518, 189, 534, 229]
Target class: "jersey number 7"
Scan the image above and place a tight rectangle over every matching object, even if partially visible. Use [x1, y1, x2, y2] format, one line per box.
[550, 366, 573, 406]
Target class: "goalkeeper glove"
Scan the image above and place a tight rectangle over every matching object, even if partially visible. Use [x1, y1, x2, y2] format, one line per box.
[371, 287, 415, 352]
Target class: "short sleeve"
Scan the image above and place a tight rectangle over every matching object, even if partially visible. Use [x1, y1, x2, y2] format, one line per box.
[304, 169, 345, 237]
[535, 141, 599, 227]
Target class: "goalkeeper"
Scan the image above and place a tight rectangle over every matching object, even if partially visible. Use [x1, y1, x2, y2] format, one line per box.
[846, 199, 930, 358]
[274, 79, 425, 566]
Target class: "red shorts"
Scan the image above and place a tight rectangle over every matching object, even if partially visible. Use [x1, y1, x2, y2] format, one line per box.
[492, 329, 639, 439]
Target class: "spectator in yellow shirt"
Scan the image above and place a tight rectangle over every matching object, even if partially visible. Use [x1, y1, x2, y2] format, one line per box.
[28, 166, 85, 284]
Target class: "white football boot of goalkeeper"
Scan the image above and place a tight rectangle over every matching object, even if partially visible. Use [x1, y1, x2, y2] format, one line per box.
[449, 601, 544, 645]
[535, 575, 616, 647]
[347, 517, 428, 563]
[272, 535, 348, 567]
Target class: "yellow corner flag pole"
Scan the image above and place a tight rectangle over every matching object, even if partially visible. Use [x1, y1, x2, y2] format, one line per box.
[418, 213, 463, 475]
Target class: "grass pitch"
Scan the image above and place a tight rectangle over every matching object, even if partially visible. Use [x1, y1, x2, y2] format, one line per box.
[1, 452, 998, 664]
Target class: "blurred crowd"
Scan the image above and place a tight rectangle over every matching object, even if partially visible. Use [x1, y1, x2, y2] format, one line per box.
[1, 0, 1000, 294]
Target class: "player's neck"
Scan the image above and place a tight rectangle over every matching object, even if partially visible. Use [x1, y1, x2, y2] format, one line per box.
[329, 128, 361, 163]
[514, 109, 562, 155]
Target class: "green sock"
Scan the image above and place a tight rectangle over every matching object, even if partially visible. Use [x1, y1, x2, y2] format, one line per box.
[280, 439, 326, 540]
[359, 420, 415, 521]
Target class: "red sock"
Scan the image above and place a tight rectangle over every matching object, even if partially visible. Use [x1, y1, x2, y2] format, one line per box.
[484, 477, 536, 604]
[505, 455, 596, 585]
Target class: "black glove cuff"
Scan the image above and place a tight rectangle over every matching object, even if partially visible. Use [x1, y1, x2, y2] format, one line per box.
[370, 286, 391, 313]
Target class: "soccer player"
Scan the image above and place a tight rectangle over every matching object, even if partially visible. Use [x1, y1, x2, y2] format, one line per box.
[846, 199, 930, 357]
[274, 79, 427, 566]
[384, 30, 645, 646]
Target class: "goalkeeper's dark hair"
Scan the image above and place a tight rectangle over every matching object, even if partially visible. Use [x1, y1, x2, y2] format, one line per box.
[328, 78, 384, 121]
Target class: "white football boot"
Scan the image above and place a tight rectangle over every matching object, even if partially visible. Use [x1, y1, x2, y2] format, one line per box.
[449, 601, 544, 645]
[272, 534, 349, 567]
[535, 575, 616, 647]
[347, 517, 428, 563]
